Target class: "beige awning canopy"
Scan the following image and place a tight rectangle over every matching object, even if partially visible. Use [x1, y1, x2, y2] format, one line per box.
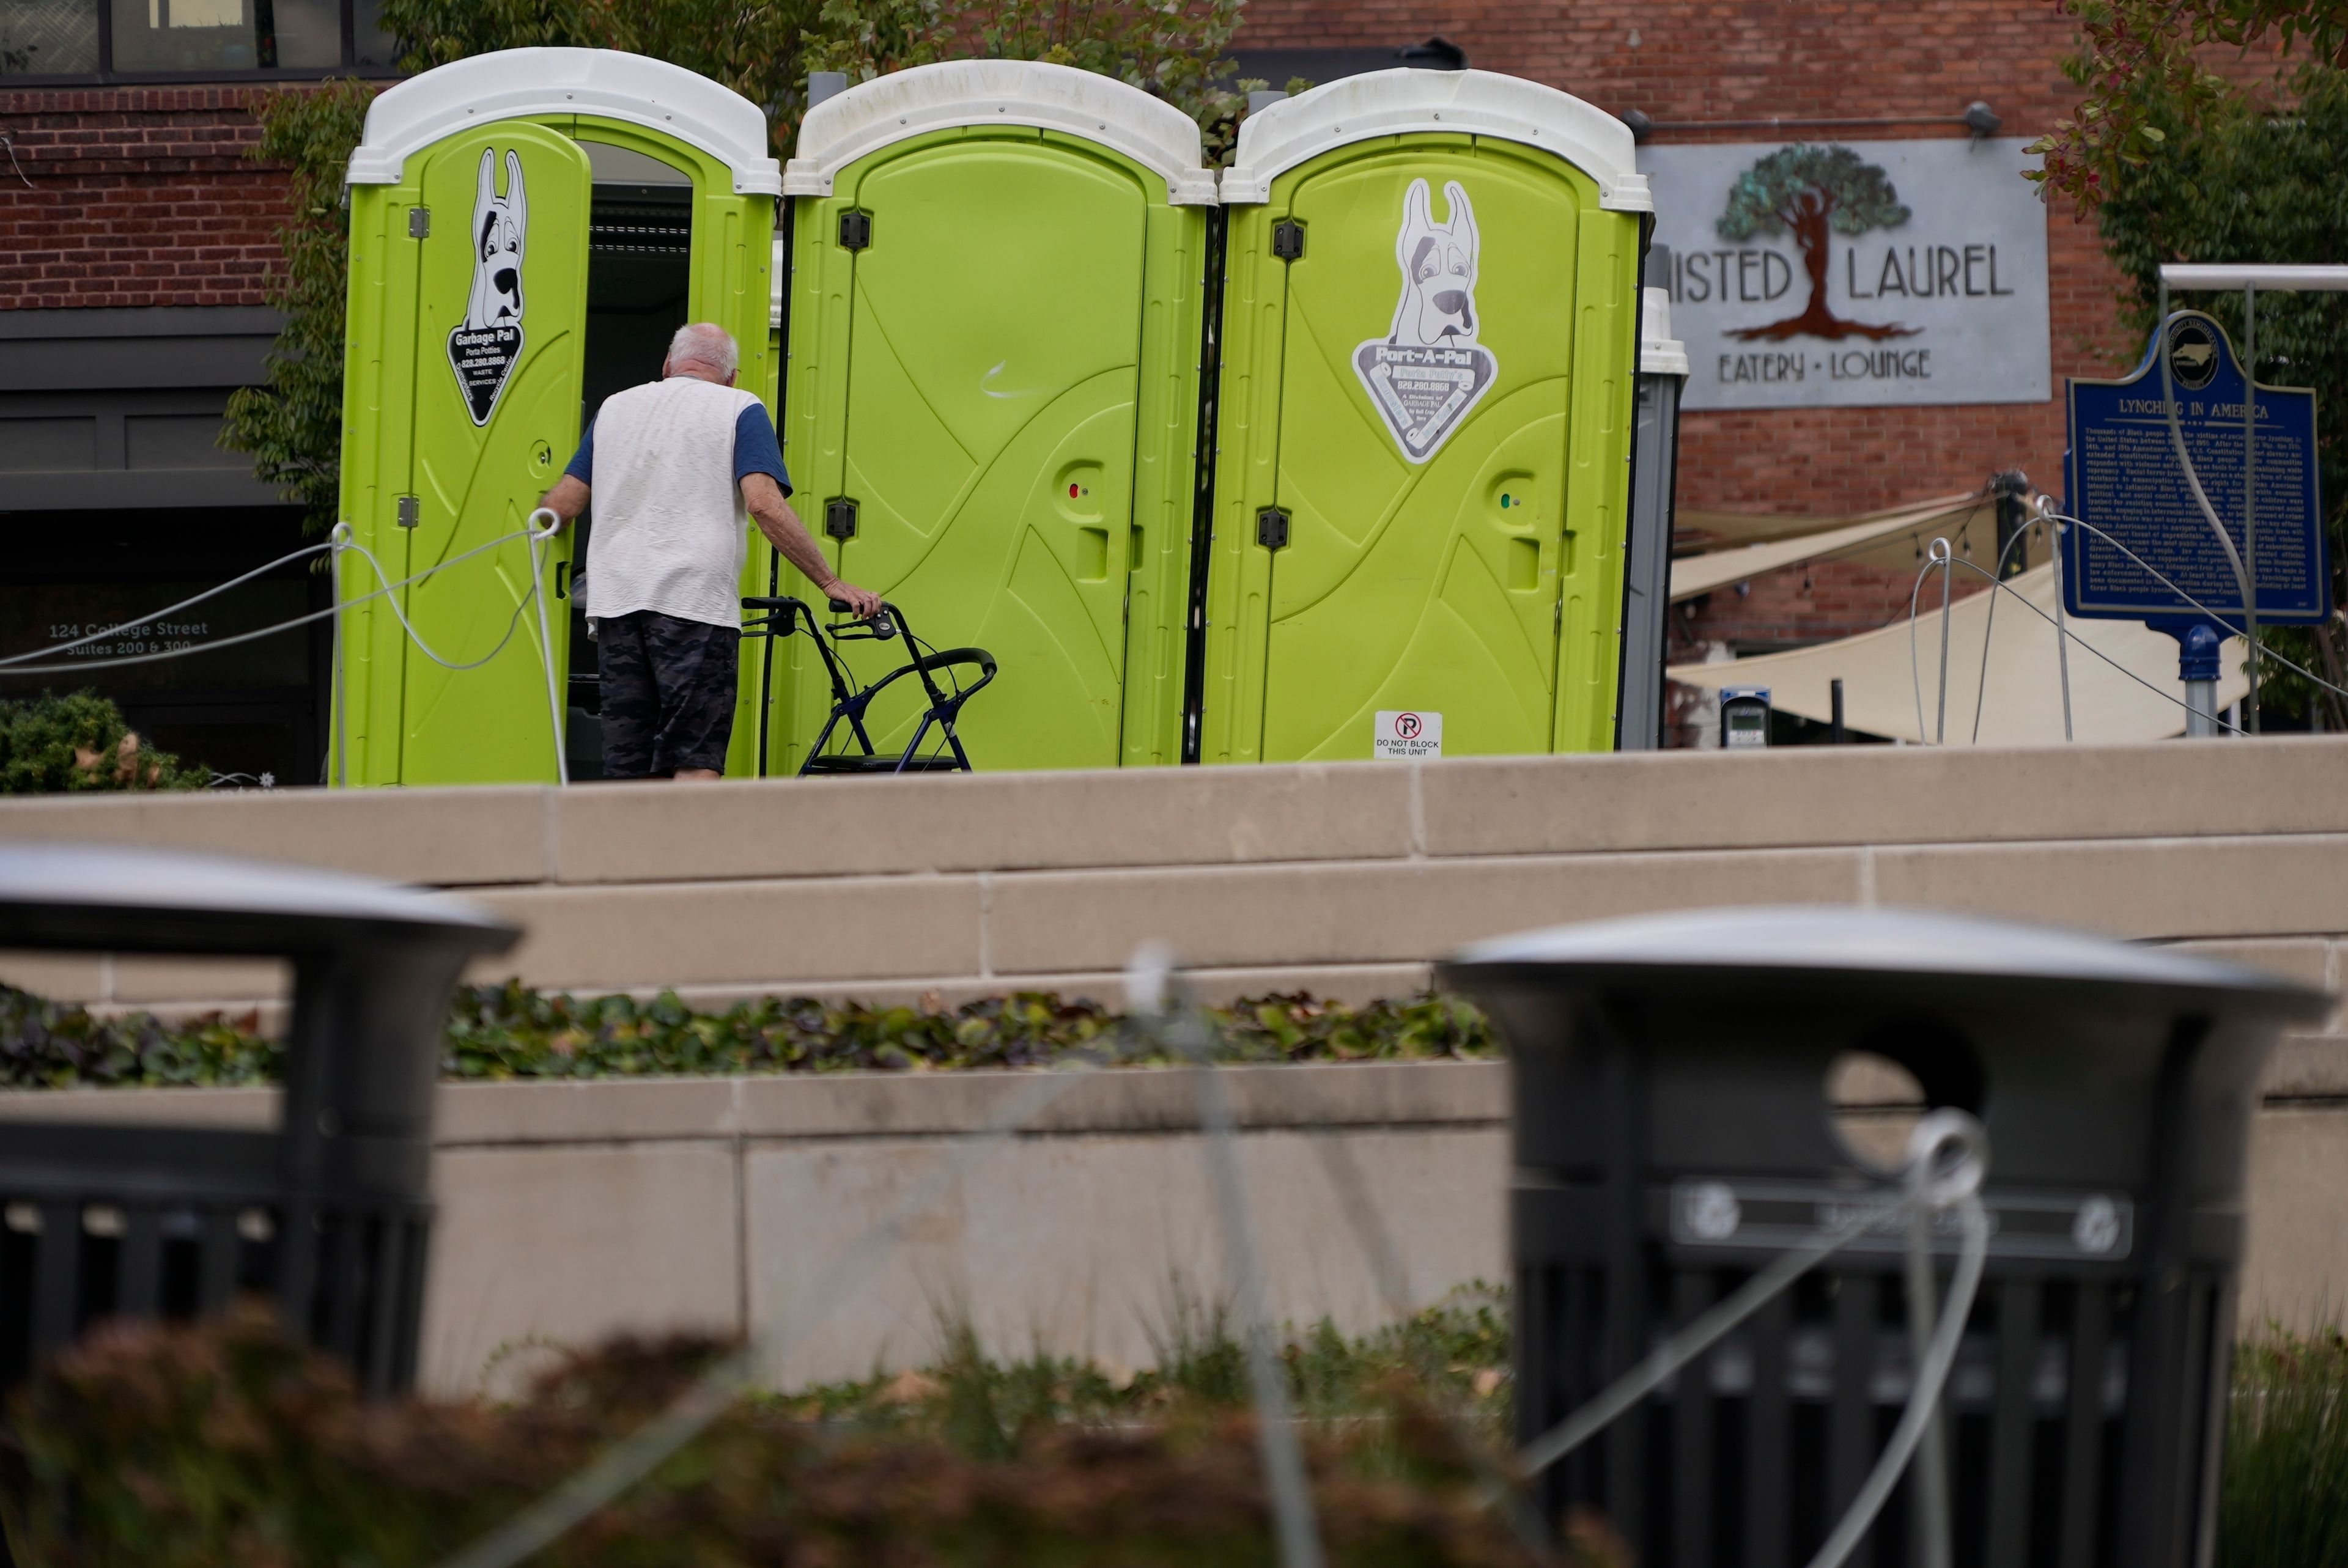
[1677, 491, 1981, 548]
[1668, 562, 2248, 746]
[1671, 494, 2012, 602]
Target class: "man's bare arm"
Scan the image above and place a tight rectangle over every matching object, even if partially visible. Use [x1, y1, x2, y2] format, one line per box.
[740, 472, 883, 616]
[536, 474, 589, 526]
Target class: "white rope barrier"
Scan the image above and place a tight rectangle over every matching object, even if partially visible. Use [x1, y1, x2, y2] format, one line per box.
[0, 516, 574, 787]
[1131, 943, 1325, 1568]
[1900, 499, 2348, 747]
[327, 512, 571, 784]
[0, 524, 537, 677]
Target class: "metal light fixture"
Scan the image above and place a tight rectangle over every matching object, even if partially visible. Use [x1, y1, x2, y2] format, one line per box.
[1962, 100, 2001, 137]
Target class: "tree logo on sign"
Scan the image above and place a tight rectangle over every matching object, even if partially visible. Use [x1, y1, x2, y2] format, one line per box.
[1716, 144, 1918, 343]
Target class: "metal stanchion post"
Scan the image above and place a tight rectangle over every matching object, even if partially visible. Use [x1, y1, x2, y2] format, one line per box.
[1934, 538, 1954, 744]
[2242, 282, 2261, 732]
[2181, 623, 2222, 737]
[2041, 504, 2076, 742]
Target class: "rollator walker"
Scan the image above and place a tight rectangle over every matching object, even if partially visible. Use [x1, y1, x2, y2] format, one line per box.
[740, 596, 997, 775]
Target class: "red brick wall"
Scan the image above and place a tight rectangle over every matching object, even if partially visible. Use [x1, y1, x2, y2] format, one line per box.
[0, 89, 288, 310]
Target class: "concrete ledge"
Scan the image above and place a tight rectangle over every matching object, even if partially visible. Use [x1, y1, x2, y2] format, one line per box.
[550, 765, 1417, 883]
[6, 741, 2348, 1016]
[986, 848, 1866, 974]
[0, 786, 548, 886]
[1873, 834, 2348, 939]
[735, 1059, 1505, 1139]
[0, 1063, 1508, 1146]
[1422, 738, 2348, 856]
[0, 1085, 279, 1128]
[474, 874, 988, 989]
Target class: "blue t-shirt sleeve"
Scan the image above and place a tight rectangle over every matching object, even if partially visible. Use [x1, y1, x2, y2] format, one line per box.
[563, 415, 595, 484]
[734, 404, 791, 495]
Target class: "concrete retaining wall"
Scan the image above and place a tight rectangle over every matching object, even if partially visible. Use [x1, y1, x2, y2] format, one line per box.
[2, 739, 2346, 1014]
[2, 1052, 2338, 1398]
[1, 741, 2346, 1379]
[0, 1063, 1507, 1396]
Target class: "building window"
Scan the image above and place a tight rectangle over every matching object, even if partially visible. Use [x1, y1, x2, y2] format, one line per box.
[0, 0, 397, 80]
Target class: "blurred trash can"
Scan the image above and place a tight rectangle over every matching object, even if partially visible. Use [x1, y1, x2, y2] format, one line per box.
[0, 844, 516, 1395]
[1438, 905, 2329, 1568]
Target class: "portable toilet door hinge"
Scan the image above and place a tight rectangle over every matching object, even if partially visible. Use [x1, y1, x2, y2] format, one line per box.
[407, 207, 430, 239]
[838, 210, 871, 251]
[396, 495, 420, 529]
[1272, 220, 1305, 260]
[824, 498, 858, 540]
[1257, 506, 1290, 550]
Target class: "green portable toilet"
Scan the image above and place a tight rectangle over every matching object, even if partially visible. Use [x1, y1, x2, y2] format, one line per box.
[1197, 70, 1652, 764]
[338, 48, 782, 786]
[775, 61, 1216, 773]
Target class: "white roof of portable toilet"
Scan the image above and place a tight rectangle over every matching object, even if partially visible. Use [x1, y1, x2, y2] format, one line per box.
[784, 59, 1218, 205]
[1221, 67, 1652, 213]
[347, 48, 783, 196]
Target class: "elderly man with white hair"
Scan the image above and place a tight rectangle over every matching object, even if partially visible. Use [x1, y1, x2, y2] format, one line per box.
[536, 322, 879, 781]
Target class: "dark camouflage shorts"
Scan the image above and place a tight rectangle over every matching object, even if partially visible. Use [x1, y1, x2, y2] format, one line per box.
[597, 609, 738, 777]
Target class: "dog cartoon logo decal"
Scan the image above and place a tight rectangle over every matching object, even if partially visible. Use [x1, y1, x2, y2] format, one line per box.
[447, 148, 528, 427]
[1353, 179, 1497, 463]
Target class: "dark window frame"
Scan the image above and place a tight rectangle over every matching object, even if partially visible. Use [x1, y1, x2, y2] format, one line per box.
[0, 0, 404, 86]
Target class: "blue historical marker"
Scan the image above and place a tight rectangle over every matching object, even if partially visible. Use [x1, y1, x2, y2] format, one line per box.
[2064, 310, 2328, 628]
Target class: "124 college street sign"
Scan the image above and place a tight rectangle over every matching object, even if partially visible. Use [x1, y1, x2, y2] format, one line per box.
[1637, 138, 2051, 411]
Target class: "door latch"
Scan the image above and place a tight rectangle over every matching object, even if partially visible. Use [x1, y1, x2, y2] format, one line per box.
[824, 498, 859, 540]
[555, 561, 572, 599]
[396, 495, 420, 529]
[407, 207, 430, 239]
[838, 210, 872, 251]
[1272, 220, 1305, 260]
[1257, 506, 1290, 550]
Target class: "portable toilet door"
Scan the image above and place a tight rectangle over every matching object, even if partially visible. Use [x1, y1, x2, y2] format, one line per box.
[777, 62, 1217, 773]
[1197, 70, 1652, 764]
[338, 48, 782, 786]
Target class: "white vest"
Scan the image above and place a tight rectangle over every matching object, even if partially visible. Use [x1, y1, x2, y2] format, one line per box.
[585, 376, 761, 628]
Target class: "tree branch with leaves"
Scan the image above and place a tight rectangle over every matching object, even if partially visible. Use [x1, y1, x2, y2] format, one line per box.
[2075, 12, 2348, 725]
[2031, 0, 2348, 207]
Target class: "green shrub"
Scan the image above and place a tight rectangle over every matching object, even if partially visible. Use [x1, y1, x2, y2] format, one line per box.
[0, 692, 202, 795]
[0, 989, 276, 1089]
[443, 983, 1496, 1080]
[0, 982, 1495, 1091]
[0, 1305, 1546, 1568]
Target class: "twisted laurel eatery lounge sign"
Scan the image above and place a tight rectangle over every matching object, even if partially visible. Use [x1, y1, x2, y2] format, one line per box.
[1637, 138, 2051, 411]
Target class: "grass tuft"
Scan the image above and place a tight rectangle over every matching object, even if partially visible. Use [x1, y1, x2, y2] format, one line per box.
[2222, 1321, 2348, 1568]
